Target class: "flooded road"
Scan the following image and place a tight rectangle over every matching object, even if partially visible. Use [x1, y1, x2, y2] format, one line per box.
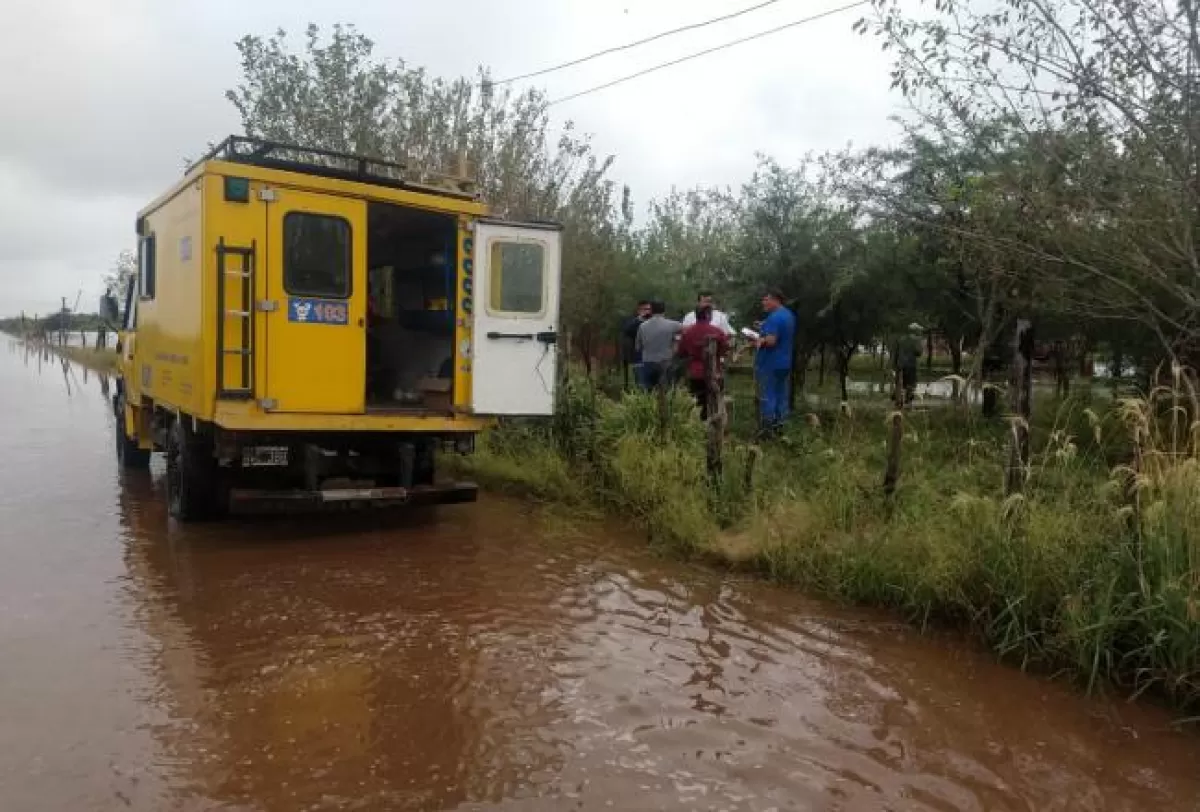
[3, 343, 1200, 812]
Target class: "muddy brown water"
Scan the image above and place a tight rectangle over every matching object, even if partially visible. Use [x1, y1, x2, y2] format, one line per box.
[3, 343, 1200, 812]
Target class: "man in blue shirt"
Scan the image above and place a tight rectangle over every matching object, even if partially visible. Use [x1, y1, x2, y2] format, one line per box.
[754, 290, 796, 435]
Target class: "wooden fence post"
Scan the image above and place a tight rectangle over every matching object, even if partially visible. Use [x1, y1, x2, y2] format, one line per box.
[704, 336, 725, 479]
[883, 369, 904, 496]
[560, 331, 572, 388]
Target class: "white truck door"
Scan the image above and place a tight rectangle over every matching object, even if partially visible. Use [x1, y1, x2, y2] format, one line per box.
[470, 220, 561, 416]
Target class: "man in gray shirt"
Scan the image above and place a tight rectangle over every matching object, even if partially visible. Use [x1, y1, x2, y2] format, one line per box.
[635, 300, 682, 390]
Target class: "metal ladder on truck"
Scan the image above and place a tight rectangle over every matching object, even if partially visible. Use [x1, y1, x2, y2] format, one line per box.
[216, 239, 257, 400]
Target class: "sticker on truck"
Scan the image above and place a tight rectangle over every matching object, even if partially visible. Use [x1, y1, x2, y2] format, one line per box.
[288, 297, 349, 325]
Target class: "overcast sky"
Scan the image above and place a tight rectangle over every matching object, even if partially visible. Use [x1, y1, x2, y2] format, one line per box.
[0, 0, 903, 317]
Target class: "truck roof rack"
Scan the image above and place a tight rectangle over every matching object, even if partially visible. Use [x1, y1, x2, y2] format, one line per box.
[189, 135, 478, 200]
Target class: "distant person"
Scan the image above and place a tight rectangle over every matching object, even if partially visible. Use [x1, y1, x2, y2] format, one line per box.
[621, 300, 651, 389]
[676, 305, 730, 420]
[893, 323, 924, 405]
[681, 291, 734, 336]
[753, 290, 796, 435]
[635, 300, 682, 391]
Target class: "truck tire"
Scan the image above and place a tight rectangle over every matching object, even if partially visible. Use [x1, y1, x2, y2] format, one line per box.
[114, 394, 151, 469]
[166, 419, 222, 521]
[414, 440, 435, 486]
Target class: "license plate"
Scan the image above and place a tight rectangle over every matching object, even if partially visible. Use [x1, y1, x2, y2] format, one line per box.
[242, 446, 289, 467]
[321, 488, 387, 502]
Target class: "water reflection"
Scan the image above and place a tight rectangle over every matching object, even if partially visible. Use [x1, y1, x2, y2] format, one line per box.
[116, 476, 573, 810]
[8, 336, 111, 400]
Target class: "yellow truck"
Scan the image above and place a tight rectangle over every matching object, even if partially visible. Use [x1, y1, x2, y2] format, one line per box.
[106, 136, 561, 520]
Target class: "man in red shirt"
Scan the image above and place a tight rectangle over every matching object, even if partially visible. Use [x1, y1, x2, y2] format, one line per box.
[676, 305, 729, 421]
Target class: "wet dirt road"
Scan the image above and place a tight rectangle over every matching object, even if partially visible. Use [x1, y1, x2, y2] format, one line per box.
[3, 344, 1200, 812]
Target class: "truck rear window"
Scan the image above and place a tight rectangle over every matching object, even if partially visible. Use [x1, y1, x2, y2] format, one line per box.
[488, 240, 545, 315]
[284, 213, 351, 299]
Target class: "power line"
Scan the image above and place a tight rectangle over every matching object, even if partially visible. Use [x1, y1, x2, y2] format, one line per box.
[495, 0, 790, 86]
[547, 1, 871, 107]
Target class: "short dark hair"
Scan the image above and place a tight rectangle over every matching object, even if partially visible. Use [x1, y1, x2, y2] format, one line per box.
[763, 289, 785, 302]
[697, 290, 713, 300]
[650, 300, 666, 315]
[636, 299, 651, 308]
[695, 305, 713, 322]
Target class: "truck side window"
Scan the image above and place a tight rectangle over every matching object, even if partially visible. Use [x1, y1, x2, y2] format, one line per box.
[138, 235, 157, 300]
[488, 240, 544, 315]
[123, 275, 138, 329]
[284, 213, 352, 299]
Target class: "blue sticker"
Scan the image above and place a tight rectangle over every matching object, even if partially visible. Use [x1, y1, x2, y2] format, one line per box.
[288, 297, 349, 325]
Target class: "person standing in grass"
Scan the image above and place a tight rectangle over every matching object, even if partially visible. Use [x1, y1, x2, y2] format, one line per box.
[635, 300, 682, 391]
[676, 305, 729, 420]
[893, 323, 924, 405]
[681, 291, 735, 337]
[621, 300, 651, 389]
[754, 290, 796, 435]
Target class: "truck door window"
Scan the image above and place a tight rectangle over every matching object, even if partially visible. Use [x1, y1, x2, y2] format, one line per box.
[138, 235, 157, 300]
[488, 240, 544, 315]
[284, 212, 352, 298]
[123, 274, 138, 329]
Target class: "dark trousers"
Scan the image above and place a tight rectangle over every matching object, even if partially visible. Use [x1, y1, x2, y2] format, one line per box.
[901, 365, 917, 403]
[688, 378, 710, 421]
[640, 361, 668, 391]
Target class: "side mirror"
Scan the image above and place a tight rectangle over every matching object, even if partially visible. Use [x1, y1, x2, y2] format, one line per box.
[99, 293, 121, 326]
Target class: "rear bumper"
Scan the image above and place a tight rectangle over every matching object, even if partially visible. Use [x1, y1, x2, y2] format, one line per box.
[227, 481, 478, 514]
[213, 402, 492, 434]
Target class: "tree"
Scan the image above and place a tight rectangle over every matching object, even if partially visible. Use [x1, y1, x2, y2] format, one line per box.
[103, 250, 136, 300]
[226, 24, 631, 370]
[730, 157, 852, 391]
[637, 188, 738, 316]
[861, 0, 1200, 368]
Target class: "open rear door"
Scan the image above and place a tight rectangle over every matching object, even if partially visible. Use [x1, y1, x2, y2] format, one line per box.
[470, 220, 561, 416]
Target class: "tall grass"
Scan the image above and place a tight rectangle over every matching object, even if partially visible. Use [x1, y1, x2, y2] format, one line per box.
[462, 373, 1200, 713]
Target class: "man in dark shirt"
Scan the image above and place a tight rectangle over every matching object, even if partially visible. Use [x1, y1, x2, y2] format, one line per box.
[621, 300, 651, 389]
[676, 305, 729, 421]
[893, 324, 924, 405]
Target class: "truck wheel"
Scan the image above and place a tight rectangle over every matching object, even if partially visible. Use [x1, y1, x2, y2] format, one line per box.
[114, 395, 151, 469]
[414, 440, 435, 486]
[166, 419, 221, 521]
